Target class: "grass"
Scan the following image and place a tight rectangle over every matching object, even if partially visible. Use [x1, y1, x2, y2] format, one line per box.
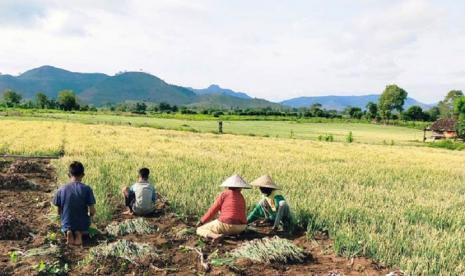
[2, 118, 465, 273]
[0, 112, 424, 146]
[0, 120, 65, 156]
[427, 139, 465, 151]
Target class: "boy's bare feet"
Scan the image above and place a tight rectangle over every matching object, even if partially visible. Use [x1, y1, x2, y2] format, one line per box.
[122, 209, 134, 215]
[211, 234, 224, 245]
[74, 231, 83, 247]
[66, 231, 75, 246]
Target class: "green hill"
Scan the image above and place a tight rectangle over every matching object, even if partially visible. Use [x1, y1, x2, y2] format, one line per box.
[79, 72, 197, 106]
[0, 65, 108, 99]
[0, 65, 282, 109]
[189, 94, 283, 109]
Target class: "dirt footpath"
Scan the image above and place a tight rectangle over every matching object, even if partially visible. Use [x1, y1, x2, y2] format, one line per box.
[0, 158, 397, 275]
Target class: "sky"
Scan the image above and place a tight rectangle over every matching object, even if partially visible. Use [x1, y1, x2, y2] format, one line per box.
[1, 0, 465, 103]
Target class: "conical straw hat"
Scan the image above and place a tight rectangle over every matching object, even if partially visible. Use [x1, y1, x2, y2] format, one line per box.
[220, 174, 251, 189]
[251, 175, 280, 190]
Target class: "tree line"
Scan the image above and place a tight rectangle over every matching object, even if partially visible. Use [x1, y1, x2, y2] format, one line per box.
[1, 89, 83, 111]
[0, 85, 464, 125]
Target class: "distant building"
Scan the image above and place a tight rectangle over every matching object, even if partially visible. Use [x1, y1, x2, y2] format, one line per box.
[427, 118, 458, 140]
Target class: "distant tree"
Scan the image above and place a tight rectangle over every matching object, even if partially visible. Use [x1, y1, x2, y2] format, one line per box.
[133, 102, 147, 113]
[365, 102, 378, 120]
[57, 90, 79, 111]
[454, 96, 465, 119]
[403, 105, 424, 121]
[427, 106, 440, 121]
[158, 102, 172, 112]
[213, 111, 224, 117]
[2, 89, 22, 107]
[378, 84, 408, 123]
[48, 99, 58, 109]
[23, 100, 34, 109]
[438, 90, 463, 118]
[454, 96, 465, 137]
[34, 92, 49, 109]
[115, 103, 129, 112]
[344, 107, 363, 119]
[309, 103, 324, 117]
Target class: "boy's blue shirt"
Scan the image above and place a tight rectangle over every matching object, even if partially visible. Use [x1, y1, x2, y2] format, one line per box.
[53, 182, 96, 231]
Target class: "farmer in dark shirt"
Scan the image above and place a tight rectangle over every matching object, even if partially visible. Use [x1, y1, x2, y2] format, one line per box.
[53, 161, 96, 246]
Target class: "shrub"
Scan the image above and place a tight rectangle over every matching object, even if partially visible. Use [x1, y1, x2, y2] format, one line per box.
[346, 131, 354, 143]
[428, 140, 465, 151]
[318, 134, 334, 142]
[213, 111, 224, 117]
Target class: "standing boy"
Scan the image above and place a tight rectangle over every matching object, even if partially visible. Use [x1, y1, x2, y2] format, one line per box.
[53, 161, 96, 246]
[121, 168, 157, 216]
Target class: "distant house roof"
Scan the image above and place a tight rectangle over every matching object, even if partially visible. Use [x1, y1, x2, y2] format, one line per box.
[430, 118, 457, 132]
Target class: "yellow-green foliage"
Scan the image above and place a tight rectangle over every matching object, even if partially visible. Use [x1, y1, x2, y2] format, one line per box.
[1, 119, 465, 274]
[0, 120, 65, 156]
[84, 240, 156, 265]
[230, 237, 305, 264]
[105, 218, 155, 236]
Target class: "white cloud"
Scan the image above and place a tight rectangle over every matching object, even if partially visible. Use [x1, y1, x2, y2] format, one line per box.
[0, 0, 46, 26]
[0, 0, 464, 103]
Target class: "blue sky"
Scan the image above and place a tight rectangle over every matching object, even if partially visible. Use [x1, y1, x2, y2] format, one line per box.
[1, 0, 465, 103]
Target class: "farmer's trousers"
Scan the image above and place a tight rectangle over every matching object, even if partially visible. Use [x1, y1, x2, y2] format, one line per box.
[259, 199, 291, 229]
[273, 201, 291, 229]
[124, 190, 136, 211]
[196, 219, 246, 238]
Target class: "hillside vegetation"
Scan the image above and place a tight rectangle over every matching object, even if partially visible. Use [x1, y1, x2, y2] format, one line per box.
[0, 66, 278, 108]
[0, 66, 433, 112]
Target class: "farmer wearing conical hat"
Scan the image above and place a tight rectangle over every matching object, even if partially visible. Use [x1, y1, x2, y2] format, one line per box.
[247, 175, 293, 233]
[196, 174, 251, 241]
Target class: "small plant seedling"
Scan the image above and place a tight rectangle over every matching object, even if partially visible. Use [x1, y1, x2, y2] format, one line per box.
[88, 226, 100, 238]
[8, 251, 18, 263]
[35, 260, 47, 273]
[34, 260, 69, 275]
[46, 232, 58, 243]
[346, 131, 354, 143]
[196, 238, 206, 249]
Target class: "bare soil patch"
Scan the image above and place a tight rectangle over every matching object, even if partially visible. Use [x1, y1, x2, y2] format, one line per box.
[7, 160, 48, 174]
[0, 158, 397, 275]
[0, 174, 39, 190]
[0, 211, 31, 240]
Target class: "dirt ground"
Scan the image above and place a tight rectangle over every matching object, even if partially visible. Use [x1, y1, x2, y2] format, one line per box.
[0, 158, 399, 275]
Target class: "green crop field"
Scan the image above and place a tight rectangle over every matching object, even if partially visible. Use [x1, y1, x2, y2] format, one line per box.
[1, 112, 424, 145]
[0, 117, 464, 274]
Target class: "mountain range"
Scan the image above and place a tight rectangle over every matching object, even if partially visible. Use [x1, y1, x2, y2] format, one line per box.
[280, 95, 434, 110]
[0, 65, 434, 110]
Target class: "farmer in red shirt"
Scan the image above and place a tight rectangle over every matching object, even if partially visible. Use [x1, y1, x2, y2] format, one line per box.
[196, 174, 251, 241]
